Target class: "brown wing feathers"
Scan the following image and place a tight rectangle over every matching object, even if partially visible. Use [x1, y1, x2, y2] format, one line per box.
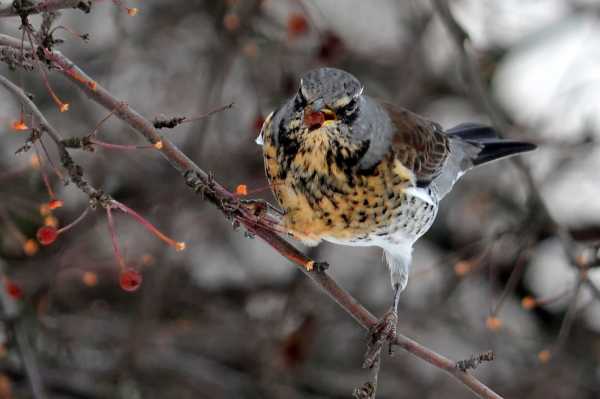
[382, 104, 450, 186]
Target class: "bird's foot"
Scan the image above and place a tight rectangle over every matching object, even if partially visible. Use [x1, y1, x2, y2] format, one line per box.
[363, 307, 398, 369]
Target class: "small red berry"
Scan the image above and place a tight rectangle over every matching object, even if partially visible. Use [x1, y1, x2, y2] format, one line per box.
[287, 13, 308, 38]
[36, 226, 58, 246]
[318, 31, 344, 61]
[119, 269, 142, 292]
[5, 280, 23, 300]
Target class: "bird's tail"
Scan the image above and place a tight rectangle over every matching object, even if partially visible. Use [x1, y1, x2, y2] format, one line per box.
[446, 123, 537, 166]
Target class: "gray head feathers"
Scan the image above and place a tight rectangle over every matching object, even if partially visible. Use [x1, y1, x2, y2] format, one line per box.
[299, 67, 363, 110]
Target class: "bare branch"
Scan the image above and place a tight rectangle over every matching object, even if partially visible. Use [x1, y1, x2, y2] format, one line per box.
[0, 0, 93, 18]
[0, 74, 106, 203]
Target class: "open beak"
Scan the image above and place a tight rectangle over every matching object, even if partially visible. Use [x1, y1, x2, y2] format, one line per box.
[303, 104, 336, 130]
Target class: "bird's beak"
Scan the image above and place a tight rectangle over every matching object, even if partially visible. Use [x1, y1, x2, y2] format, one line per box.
[303, 102, 336, 130]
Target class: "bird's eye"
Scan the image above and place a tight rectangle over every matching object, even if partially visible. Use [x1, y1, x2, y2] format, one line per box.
[338, 97, 358, 115]
[294, 87, 307, 109]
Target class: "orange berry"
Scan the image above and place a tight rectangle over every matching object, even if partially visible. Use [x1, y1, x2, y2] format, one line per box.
[141, 254, 155, 266]
[23, 239, 39, 256]
[287, 13, 308, 38]
[59, 103, 70, 113]
[36, 226, 58, 246]
[127, 7, 139, 16]
[235, 184, 248, 196]
[175, 242, 186, 251]
[521, 296, 536, 310]
[48, 199, 64, 210]
[44, 215, 59, 228]
[453, 260, 471, 276]
[88, 81, 97, 90]
[153, 140, 163, 150]
[119, 269, 142, 292]
[485, 316, 502, 331]
[538, 349, 551, 363]
[10, 120, 28, 131]
[82, 271, 98, 287]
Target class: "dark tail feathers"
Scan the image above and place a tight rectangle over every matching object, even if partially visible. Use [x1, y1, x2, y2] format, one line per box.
[447, 123, 537, 166]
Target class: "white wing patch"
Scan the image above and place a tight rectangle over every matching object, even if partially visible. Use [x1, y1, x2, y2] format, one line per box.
[404, 186, 435, 206]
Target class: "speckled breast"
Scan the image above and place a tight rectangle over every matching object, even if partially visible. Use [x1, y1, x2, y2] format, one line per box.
[262, 116, 437, 246]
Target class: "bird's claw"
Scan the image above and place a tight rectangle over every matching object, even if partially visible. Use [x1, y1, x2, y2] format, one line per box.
[363, 307, 398, 369]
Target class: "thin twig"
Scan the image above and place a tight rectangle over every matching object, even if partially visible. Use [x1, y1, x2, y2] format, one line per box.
[153, 102, 235, 129]
[0, 73, 105, 203]
[553, 274, 585, 355]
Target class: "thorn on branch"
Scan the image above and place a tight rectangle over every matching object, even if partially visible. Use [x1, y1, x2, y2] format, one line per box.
[152, 103, 234, 129]
[456, 350, 496, 372]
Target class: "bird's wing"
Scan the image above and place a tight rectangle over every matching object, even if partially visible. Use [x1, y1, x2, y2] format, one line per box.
[380, 102, 450, 187]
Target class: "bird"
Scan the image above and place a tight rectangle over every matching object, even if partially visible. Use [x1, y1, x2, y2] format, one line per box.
[255, 67, 536, 364]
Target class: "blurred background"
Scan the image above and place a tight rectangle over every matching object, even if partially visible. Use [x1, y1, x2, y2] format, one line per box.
[1, 0, 600, 398]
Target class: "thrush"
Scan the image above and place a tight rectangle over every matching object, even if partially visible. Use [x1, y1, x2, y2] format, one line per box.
[256, 67, 535, 364]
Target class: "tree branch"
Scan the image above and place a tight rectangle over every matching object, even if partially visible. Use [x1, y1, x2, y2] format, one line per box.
[0, 33, 502, 399]
[0, 0, 93, 17]
[0, 74, 106, 204]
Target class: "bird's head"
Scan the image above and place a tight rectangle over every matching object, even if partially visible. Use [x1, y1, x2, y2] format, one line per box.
[296, 67, 363, 130]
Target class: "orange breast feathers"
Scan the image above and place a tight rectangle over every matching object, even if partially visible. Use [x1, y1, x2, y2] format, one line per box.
[262, 118, 414, 245]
